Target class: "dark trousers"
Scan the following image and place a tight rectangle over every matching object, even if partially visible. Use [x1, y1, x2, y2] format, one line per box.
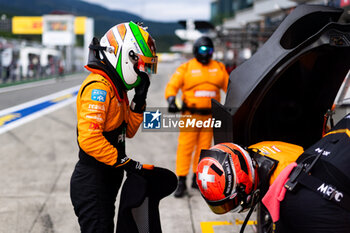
[70, 160, 124, 233]
[276, 187, 350, 233]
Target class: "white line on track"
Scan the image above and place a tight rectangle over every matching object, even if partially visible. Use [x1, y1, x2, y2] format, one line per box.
[0, 85, 81, 135]
[0, 74, 83, 94]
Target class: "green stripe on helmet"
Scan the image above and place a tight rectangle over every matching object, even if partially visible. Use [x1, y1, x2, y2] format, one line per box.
[129, 21, 153, 57]
[116, 52, 141, 90]
[116, 53, 124, 82]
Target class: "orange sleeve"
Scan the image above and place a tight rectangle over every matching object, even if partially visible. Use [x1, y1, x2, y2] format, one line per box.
[219, 62, 229, 92]
[126, 109, 143, 138]
[77, 82, 120, 166]
[165, 62, 187, 99]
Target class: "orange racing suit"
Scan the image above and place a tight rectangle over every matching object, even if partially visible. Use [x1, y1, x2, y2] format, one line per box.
[71, 67, 144, 232]
[165, 58, 229, 176]
[77, 69, 143, 166]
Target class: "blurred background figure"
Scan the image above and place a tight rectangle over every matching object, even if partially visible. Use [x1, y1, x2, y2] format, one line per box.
[165, 36, 229, 198]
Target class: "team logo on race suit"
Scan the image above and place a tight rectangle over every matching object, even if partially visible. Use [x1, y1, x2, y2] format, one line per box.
[88, 104, 106, 112]
[91, 89, 107, 102]
[89, 122, 100, 130]
[143, 109, 161, 129]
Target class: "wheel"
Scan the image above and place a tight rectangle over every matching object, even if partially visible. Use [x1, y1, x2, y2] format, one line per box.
[256, 203, 273, 233]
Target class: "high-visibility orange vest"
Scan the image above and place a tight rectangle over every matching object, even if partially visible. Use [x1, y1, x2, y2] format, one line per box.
[165, 58, 229, 109]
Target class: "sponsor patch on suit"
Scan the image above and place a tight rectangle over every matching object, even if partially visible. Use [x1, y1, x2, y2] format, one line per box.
[91, 89, 107, 102]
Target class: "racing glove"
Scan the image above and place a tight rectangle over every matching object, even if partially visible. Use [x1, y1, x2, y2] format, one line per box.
[131, 72, 150, 113]
[167, 96, 180, 113]
[122, 158, 154, 174]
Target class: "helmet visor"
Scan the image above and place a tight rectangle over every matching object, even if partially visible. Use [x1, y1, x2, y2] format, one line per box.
[137, 54, 158, 74]
[198, 46, 214, 56]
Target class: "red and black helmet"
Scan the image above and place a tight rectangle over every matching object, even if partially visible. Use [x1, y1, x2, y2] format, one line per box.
[196, 143, 258, 214]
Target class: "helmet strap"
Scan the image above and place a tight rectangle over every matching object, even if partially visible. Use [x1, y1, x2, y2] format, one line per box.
[89, 43, 107, 51]
[88, 39, 115, 54]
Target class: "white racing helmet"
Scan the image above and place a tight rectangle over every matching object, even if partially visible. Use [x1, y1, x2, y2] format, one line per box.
[99, 21, 158, 90]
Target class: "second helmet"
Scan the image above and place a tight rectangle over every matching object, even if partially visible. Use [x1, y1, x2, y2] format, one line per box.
[100, 21, 158, 90]
[196, 143, 258, 214]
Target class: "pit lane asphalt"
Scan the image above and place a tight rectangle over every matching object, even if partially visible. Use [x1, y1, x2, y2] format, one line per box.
[0, 74, 85, 111]
[1, 63, 347, 233]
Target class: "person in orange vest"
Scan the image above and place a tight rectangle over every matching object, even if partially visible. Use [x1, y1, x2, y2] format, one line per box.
[70, 21, 157, 233]
[165, 36, 229, 197]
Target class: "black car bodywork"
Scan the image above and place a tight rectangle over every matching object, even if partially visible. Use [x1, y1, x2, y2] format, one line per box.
[212, 4, 350, 148]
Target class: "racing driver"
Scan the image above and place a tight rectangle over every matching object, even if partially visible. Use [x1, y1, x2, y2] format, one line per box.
[70, 21, 157, 233]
